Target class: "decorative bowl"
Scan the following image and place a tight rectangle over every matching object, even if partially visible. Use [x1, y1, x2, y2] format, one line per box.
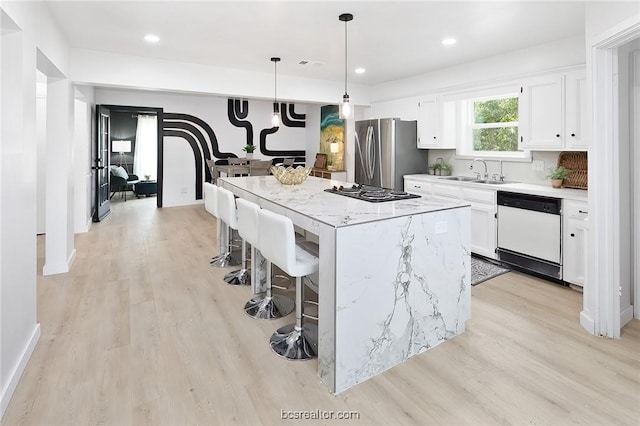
[270, 166, 312, 185]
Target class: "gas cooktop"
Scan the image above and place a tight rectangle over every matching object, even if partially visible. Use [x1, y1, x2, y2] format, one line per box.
[324, 184, 421, 203]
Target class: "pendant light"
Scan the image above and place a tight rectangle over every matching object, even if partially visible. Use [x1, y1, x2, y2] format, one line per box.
[271, 57, 281, 127]
[339, 13, 354, 119]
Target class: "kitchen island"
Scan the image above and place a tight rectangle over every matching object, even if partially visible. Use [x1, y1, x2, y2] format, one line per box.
[218, 176, 471, 394]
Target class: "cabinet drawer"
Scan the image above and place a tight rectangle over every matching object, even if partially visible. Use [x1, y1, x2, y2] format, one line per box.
[563, 200, 588, 218]
[404, 180, 431, 195]
[462, 187, 496, 204]
[432, 183, 461, 199]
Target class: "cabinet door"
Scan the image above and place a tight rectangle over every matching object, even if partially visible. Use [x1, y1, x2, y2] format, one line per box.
[470, 202, 497, 259]
[563, 200, 588, 286]
[520, 75, 564, 150]
[565, 69, 588, 150]
[404, 179, 431, 196]
[417, 97, 438, 148]
[439, 98, 458, 149]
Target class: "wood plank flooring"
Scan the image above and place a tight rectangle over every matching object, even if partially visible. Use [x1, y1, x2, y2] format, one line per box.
[3, 196, 639, 425]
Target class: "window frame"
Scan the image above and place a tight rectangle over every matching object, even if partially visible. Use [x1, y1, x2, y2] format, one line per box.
[454, 85, 531, 162]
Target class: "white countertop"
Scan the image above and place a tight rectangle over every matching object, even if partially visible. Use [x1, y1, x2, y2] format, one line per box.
[218, 175, 470, 228]
[404, 174, 589, 202]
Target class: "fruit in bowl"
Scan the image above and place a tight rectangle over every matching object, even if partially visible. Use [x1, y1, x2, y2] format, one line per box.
[270, 165, 312, 185]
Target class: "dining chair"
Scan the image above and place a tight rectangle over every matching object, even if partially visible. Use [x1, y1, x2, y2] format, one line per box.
[249, 160, 272, 176]
[227, 158, 250, 176]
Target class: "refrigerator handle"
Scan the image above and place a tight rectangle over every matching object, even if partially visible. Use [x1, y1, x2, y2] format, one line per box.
[355, 132, 367, 179]
[366, 125, 375, 182]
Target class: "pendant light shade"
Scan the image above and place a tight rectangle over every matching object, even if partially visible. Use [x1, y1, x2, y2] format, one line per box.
[271, 57, 281, 128]
[339, 13, 354, 119]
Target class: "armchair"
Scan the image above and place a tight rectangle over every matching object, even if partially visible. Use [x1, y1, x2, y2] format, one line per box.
[110, 166, 139, 202]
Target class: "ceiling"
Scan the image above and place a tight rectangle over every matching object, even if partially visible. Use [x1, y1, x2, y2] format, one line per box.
[45, 1, 587, 86]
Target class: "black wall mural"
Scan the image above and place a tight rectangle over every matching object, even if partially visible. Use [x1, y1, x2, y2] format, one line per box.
[163, 100, 308, 200]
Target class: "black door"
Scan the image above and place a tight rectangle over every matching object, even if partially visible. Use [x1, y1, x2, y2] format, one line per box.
[93, 105, 111, 221]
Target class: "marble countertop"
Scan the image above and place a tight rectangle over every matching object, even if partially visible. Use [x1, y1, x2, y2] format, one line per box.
[218, 176, 469, 228]
[404, 174, 589, 202]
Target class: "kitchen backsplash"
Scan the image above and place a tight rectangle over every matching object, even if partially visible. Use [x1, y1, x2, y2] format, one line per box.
[427, 150, 567, 186]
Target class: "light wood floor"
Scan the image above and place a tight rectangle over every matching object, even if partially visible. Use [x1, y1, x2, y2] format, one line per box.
[3, 196, 639, 426]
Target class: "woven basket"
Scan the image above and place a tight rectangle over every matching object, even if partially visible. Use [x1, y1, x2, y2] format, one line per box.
[557, 151, 587, 189]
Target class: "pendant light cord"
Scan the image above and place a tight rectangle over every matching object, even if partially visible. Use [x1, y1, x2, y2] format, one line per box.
[344, 19, 348, 96]
[274, 60, 277, 104]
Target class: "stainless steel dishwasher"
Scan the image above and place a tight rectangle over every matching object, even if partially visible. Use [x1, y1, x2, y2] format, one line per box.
[496, 191, 562, 280]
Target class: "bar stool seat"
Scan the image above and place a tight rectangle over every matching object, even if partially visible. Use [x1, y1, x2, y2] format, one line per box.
[204, 182, 227, 265]
[237, 199, 294, 319]
[211, 186, 242, 269]
[258, 208, 319, 360]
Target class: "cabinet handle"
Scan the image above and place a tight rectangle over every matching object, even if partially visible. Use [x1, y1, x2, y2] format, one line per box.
[433, 136, 437, 140]
[570, 233, 575, 237]
[579, 210, 588, 214]
[571, 133, 576, 137]
[415, 185, 421, 188]
[556, 134, 560, 138]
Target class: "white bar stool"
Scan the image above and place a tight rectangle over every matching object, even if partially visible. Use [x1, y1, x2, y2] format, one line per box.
[211, 186, 242, 269]
[258, 208, 320, 360]
[237, 199, 295, 319]
[204, 182, 227, 265]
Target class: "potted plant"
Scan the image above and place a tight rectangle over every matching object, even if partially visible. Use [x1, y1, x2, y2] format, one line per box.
[433, 162, 443, 176]
[242, 144, 256, 159]
[440, 163, 453, 176]
[547, 166, 568, 188]
[144, 174, 151, 181]
[428, 164, 436, 175]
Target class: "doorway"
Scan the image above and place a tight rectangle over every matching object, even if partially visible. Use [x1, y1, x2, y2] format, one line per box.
[93, 105, 163, 221]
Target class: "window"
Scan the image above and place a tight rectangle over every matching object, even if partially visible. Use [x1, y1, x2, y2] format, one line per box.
[471, 96, 519, 151]
[455, 86, 530, 160]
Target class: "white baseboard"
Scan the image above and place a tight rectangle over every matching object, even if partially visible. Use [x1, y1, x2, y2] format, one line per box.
[620, 305, 634, 328]
[580, 310, 595, 335]
[0, 324, 41, 419]
[42, 248, 76, 276]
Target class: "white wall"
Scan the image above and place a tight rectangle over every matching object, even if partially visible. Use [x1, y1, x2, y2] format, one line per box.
[36, 73, 47, 234]
[72, 49, 371, 107]
[95, 88, 323, 207]
[0, 2, 72, 417]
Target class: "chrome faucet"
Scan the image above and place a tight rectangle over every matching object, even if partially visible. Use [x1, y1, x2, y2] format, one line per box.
[469, 158, 488, 180]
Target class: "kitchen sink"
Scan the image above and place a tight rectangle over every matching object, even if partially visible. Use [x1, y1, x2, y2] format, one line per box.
[439, 176, 517, 185]
[439, 176, 479, 181]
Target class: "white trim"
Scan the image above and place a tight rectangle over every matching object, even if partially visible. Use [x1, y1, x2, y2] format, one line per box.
[620, 305, 634, 328]
[0, 324, 41, 418]
[42, 248, 76, 276]
[587, 14, 640, 338]
[633, 50, 640, 319]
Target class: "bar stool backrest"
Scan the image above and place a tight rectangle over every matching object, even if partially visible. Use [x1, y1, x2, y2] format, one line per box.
[203, 182, 218, 217]
[217, 187, 238, 230]
[258, 209, 296, 275]
[236, 198, 260, 247]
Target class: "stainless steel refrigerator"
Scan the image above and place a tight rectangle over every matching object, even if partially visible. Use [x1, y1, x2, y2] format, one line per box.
[355, 118, 429, 190]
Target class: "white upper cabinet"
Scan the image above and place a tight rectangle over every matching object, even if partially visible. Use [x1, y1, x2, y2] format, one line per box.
[520, 68, 588, 151]
[417, 96, 457, 149]
[564, 69, 588, 150]
[519, 74, 564, 150]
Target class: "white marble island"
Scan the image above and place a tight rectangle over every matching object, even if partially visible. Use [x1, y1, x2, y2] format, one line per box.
[218, 176, 471, 394]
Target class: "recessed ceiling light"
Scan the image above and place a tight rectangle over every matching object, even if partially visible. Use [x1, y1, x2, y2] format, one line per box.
[355, 68, 366, 74]
[144, 34, 160, 43]
[442, 38, 457, 46]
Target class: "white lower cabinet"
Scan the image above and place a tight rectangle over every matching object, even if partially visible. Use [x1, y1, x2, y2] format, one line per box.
[563, 200, 589, 287]
[463, 188, 497, 259]
[405, 179, 497, 259]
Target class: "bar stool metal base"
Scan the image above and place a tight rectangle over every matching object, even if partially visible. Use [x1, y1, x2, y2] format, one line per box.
[244, 294, 294, 319]
[269, 323, 318, 360]
[210, 252, 241, 268]
[224, 268, 250, 285]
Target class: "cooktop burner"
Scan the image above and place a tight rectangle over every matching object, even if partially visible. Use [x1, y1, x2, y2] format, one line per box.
[325, 184, 421, 203]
